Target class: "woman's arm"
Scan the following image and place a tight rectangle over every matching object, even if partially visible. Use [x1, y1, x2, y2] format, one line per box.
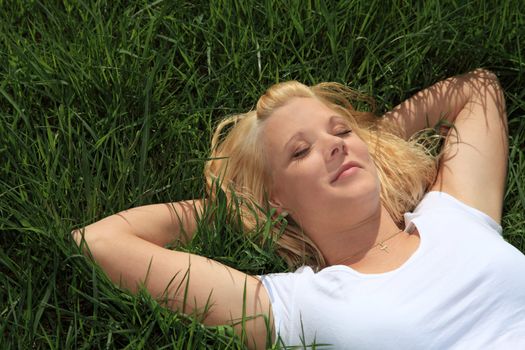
[72, 201, 273, 349]
[74, 200, 203, 248]
[383, 69, 508, 223]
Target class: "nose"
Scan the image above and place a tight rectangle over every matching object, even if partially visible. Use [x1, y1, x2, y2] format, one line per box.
[328, 136, 346, 159]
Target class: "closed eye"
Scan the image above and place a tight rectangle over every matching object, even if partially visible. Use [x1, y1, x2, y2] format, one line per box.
[336, 129, 352, 136]
[292, 147, 310, 159]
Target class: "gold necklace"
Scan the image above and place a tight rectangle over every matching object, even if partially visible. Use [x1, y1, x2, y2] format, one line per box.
[334, 229, 405, 265]
[376, 229, 404, 253]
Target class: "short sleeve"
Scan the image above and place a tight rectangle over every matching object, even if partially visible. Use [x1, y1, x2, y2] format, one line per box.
[258, 266, 314, 343]
[404, 191, 503, 236]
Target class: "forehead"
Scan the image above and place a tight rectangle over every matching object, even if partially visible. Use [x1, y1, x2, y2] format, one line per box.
[262, 97, 345, 145]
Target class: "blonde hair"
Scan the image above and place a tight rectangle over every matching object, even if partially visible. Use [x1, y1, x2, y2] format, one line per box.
[205, 81, 437, 269]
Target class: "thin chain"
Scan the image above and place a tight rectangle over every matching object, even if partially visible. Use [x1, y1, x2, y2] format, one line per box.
[376, 229, 405, 253]
[334, 229, 404, 265]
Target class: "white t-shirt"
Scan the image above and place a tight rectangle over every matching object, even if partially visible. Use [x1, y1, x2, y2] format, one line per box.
[260, 191, 525, 349]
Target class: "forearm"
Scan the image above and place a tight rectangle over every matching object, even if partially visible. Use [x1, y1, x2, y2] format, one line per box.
[382, 69, 503, 140]
[72, 200, 202, 250]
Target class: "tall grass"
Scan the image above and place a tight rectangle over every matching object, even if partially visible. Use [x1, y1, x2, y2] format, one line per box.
[1, 0, 524, 348]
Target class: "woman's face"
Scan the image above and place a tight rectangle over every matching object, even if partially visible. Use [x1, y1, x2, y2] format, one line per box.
[263, 97, 381, 237]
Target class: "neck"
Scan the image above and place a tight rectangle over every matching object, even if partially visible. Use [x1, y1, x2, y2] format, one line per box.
[312, 204, 402, 266]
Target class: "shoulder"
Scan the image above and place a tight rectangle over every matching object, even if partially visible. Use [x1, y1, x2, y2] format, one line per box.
[405, 191, 503, 235]
[258, 267, 314, 344]
[260, 265, 344, 314]
[259, 266, 314, 291]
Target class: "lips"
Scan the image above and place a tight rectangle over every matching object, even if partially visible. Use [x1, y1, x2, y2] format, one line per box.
[331, 161, 361, 183]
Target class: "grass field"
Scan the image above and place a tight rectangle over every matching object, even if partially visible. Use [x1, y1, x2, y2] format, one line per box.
[1, 1, 524, 348]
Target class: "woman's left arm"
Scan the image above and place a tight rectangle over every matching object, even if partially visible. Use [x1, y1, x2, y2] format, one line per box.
[383, 69, 508, 223]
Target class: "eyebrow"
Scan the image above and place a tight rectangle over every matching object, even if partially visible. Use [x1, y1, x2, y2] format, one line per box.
[283, 115, 348, 151]
[328, 115, 348, 125]
[283, 132, 305, 152]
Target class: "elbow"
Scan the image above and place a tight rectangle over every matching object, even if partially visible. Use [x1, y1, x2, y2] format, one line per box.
[471, 68, 498, 80]
[71, 225, 107, 256]
[469, 68, 506, 108]
[71, 216, 135, 256]
[471, 68, 503, 90]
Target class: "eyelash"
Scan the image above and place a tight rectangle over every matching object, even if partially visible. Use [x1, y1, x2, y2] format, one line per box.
[292, 129, 352, 160]
[337, 129, 352, 136]
[292, 148, 309, 159]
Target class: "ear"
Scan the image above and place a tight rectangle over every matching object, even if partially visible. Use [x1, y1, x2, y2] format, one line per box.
[268, 195, 282, 209]
[269, 197, 288, 217]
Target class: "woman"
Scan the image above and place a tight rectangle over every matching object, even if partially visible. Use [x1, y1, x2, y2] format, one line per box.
[73, 69, 525, 349]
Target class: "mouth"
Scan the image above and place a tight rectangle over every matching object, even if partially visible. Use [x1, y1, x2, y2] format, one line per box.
[331, 161, 361, 183]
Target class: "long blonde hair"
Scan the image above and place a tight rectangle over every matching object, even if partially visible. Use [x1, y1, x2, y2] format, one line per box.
[205, 81, 437, 269]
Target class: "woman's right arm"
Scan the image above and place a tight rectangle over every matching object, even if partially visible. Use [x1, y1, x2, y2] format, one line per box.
[74, 200, 204, 248]
[72, 202, 273, 349]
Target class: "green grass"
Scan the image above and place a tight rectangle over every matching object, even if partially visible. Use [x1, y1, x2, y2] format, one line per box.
[1, 0, 524, 348]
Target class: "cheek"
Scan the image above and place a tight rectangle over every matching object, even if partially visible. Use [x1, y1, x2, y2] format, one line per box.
[352, 138, 374, 166]
[272, 165, 320, 208]
[363, 151, 381, 189]
[351, 138, 381, 184]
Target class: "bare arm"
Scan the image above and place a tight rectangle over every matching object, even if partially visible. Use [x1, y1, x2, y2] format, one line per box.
[72, 201, 273, 349]
[86, 200, 204, 247]
[383, 69, 508, 223]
